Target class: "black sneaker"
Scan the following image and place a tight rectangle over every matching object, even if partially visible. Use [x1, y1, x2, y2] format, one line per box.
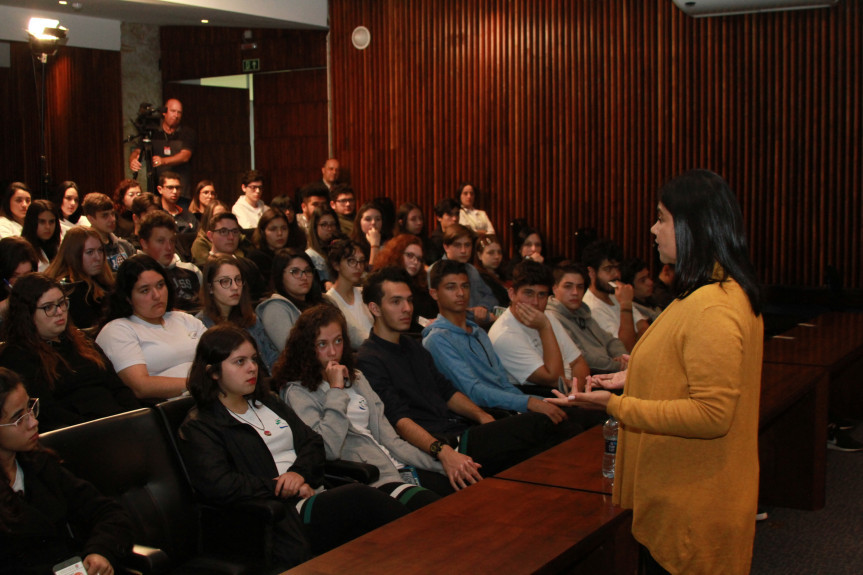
[827, 424, 863, 452]
[835, 418, 857, 431]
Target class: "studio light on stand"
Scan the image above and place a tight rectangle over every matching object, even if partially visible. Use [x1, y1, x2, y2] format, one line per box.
[27, 17, 68, 198]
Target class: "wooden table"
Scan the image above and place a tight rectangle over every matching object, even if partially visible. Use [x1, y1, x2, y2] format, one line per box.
[757, 363, 828, 510]
[763, 311, 863, 418]
[284, 477, 635, 575]
[496, 426, 613, 495]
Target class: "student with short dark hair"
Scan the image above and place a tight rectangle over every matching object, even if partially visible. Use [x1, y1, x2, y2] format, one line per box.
[425, 198, 460, 265]
[546, 262, 629, 373]
[357, 267, 558, 494]
[488, 260, 590, 393]
[137, 211, 202, 312]
[232, 169, 268, 229]
[81, 192, 136, 272]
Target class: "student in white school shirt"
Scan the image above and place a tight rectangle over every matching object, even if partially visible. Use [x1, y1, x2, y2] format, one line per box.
[580, 239, 648, 352]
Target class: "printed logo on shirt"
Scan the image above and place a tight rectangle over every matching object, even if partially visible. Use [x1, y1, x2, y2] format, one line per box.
[275, 418, 290, 429]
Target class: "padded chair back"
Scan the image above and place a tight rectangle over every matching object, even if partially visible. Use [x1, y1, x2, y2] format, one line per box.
[40, 408, 201, 564]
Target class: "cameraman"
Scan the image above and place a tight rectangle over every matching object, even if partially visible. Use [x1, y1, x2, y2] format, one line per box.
[128, 99, 196, 199]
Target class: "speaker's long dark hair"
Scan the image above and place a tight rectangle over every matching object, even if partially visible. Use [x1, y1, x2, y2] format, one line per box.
[659, 170, 760, 315]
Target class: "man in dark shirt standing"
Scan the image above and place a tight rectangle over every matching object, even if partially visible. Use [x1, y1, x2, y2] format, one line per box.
[357, 267, 557, 493]
[129, 99, 196, 198]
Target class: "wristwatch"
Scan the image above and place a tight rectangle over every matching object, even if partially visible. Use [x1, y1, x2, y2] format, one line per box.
[429, 440, 445, 460]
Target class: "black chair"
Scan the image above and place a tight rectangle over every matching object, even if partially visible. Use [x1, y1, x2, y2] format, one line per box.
[40, 408, 258, 574]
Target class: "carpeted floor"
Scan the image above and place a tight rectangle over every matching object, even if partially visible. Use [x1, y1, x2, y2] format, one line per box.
[751, 421, 863, 574]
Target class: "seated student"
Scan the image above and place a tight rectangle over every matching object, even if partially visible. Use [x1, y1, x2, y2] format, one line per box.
[178, 325, 408, 568]
[473, 234, 509, 307]
[325, 239, 374, 349]
[0, 237, 38, 318]
[126, 192, 161, 251]
[296, 183, 329, 233]
[488, 260, 590, 393]
[0, 182, 31, 238]
[45, 227, 114, 330]
[80, 193, 136, 273]
[580, 239, 649, 351]
[374, 234, 437, 331]
[305, 206, 341, 289]
[652, 261, 677, 310]
[622, 257, 662, 322]
[247, 208, 297, 288]
[276, 304, 444, 502]
[357, 267, 559, 493]
[269, 194, 307, 250]
[198, 255, 280, 372]
[425, 198, 459, 265]
[256, 249, 325, 352]
[157, 171, 197, 235]
[457, 182, 496, 236]
[191, 200, 229, 267]
[189, 179, 217, 221]
[112, 178, 142, 239]
[0, 274, 139, 431]
[546, 262, 629, 373]
[329, 184, 356, 237]
[138, 211, 202, 313]
[55, 181, 83, 236]
[21, 200, 60, 272]
[422, 260, 580, 432]
[231, 169, 268, 229]
[96, 255, 207, 400]
[429, 224, 498, 326]
[201, 212, 266, 301]
[350, 202, 386, 269]
[0, 368, 133, 574]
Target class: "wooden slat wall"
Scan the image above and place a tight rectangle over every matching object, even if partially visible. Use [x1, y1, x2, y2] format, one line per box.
[160, 27, 329, 202]
[1, 42, 123, 199]
[329, 0, 862, 288]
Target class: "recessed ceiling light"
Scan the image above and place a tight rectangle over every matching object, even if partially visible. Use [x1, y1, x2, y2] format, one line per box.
[201, 19, 209, 23]
[59, 1, 68, 4]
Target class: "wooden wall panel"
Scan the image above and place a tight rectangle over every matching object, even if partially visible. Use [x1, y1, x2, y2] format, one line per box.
[1, 43, 122, 200]
[330, 0, 863, 288]
[159, 27, 328, 202]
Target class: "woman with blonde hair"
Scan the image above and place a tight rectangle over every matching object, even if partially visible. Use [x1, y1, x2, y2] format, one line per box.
[45, 226, 114, 329]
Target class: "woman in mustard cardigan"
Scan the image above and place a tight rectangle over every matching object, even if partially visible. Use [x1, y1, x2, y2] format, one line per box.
[550, 170, 763, 575]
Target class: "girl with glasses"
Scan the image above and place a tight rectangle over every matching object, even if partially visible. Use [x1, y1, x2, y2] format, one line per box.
[45, 226, 115, 330]
[0, 273, 139, 432]
[374, 234, 437, 333]
[198, 255, 279, 372]
[305, 206, 341, 289]
[190, 200, 230, 268]
[0, 367, 133, 574]
[256, 249, 324, 352]
[325, 239, 374, 350]
[179, 325, 406, 570]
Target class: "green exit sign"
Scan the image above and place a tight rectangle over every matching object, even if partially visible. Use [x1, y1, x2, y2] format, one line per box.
[243, 59, 261, 72]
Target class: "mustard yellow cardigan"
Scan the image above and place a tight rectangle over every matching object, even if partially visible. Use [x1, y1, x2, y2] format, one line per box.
[607, 277, 763, 575]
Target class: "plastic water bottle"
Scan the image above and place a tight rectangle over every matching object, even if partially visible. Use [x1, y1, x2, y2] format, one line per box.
[602, 416, 619, 479]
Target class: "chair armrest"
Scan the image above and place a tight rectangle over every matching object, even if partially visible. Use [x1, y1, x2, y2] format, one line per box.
[125, 544, 172, 574]
[324, 459, 380, 485]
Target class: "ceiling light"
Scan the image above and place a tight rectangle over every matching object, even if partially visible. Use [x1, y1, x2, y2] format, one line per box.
[201, 19, 209, 23]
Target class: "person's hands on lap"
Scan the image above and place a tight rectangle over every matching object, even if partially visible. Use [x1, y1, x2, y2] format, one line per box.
[438, 447, 483, 491]
[274, 471, 306, 498]
[84, 553, 113, 575]
[298, 483, 315, 499]
[527, 396, 567, 424]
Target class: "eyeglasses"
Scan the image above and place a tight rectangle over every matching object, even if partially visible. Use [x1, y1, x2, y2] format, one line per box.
[345, 257, 367, 268]
[213, 228, 242, 237]
[36, 297, 69, 317]
[162, 185, 181, 190]
[287, 267, 315, 279]
[215, 276, 243, 289]
[246, 184, 263, 191]
[0, 398, 39, 428]
[333, 198, 355, 204]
